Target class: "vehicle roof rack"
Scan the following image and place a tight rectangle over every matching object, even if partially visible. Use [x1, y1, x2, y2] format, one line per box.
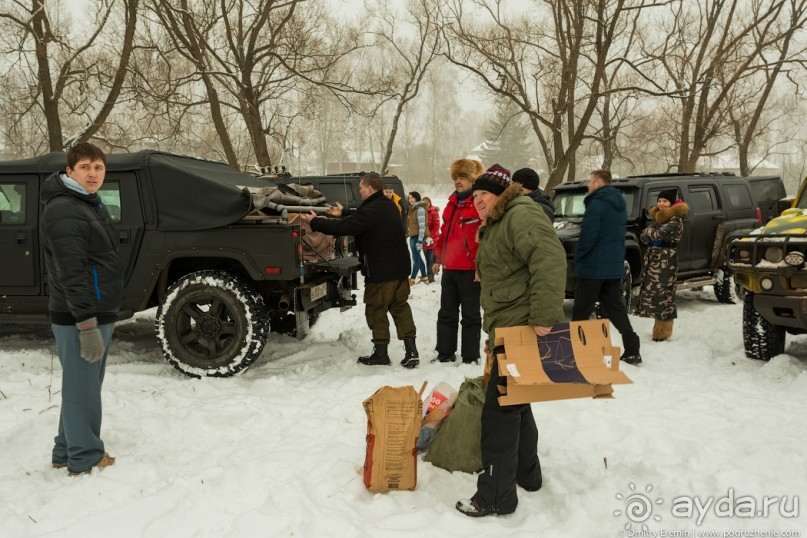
[625, 172, 737, 179]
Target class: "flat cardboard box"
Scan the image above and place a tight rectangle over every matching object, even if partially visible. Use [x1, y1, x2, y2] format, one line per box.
[493, 320, 632, 405]
[362, 382, 426, 492]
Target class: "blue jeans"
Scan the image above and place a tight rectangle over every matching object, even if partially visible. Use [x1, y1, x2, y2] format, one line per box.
[424, 249, 435, 277]
[51, 323, 115, 473]
[409, 237, 427, 279]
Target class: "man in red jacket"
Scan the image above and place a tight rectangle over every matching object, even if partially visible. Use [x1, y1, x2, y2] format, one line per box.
[432, 158, 484, 364]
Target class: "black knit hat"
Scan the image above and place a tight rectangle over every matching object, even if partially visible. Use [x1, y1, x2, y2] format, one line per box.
[472, 164, 511, 196]
[657, 189, 678, 205]
[409, 191, 421, 202]
[512, 168, 540, 191]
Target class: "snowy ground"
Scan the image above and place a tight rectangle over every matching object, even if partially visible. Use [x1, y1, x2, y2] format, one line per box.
[2, 282, 806, 538]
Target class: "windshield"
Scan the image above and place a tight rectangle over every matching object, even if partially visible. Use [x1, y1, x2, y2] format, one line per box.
[553, 188, 636, 219]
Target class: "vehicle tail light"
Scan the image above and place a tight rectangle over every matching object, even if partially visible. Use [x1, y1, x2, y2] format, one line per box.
[265, 267, 281, 275]
[755, 207, 762, 222]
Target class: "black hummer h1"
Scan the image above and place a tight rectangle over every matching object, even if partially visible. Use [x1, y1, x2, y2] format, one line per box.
[0, 151, 367, 377]
[552, 172, 785, 308]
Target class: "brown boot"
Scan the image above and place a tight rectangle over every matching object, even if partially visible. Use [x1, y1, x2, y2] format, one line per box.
[68, 452, 116, 476]
[652, 319, 674, 341]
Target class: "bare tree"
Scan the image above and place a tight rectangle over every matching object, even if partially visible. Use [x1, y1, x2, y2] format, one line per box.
[150, 0, 380, 169]
[0, 0, 139, 151]
[368, 0, 441, 174]
[643, 0, 800, 172]
[724, 0, 807, 176]
[441, 0, 665, 190]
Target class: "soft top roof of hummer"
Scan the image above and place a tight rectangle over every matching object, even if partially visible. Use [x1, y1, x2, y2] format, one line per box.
[1, 150, 278, 231]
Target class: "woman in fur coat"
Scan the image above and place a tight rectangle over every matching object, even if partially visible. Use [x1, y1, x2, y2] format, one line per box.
[634, 189, 690, 341]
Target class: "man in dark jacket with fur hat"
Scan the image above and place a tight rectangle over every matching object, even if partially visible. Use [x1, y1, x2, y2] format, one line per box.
[571, 169, 641, 365]
[41, 142, 121, 475]
[301, 173, 420, 368]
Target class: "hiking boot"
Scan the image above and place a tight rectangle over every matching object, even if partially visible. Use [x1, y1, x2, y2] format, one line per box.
[462, 357, 480, 365]
[456, 499, 493, 517]
[52, 462, 67, 469]
[419, 277, 429, 284]
[430, 353, 456, 363]
[620, 352, 642, 366]
[428, 275, 435, 283]
[400, 337, 419, 369]
[68, 452, 115, 476]
[408, 278, 417, 286]
[358, 344, 390, 366]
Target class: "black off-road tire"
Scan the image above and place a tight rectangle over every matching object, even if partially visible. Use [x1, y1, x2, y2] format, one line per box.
[713, 265, 735, 304]
[742, 293, 785, 361]
[156, 270, 269, 377]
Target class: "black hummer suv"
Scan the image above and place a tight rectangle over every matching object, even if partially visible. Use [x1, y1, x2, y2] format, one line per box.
[0, 151, 370, 377]
[552, 172, 785, 308]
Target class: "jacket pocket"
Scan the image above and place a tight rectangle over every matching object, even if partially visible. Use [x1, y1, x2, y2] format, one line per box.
[489, 282, 528, 304]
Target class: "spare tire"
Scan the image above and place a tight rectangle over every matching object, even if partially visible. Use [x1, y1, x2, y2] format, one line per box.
[156, 270, 268, 377]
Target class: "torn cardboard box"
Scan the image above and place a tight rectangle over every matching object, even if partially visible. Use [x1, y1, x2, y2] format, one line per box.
[492, 320, 632, 405]
[362, 382, 426, 492]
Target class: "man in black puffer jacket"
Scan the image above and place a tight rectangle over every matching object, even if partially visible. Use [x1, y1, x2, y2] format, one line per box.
[301, 173, 419, 368]
[41, 142, 122, 476]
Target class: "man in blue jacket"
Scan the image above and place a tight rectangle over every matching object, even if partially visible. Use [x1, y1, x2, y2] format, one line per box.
[572, 169, 642, 365]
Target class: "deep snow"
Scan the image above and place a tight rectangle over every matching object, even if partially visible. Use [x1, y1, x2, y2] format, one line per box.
[2, 285, 806, 538]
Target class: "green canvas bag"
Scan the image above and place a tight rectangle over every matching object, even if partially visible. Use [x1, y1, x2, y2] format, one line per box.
[423, 376, 485, 473]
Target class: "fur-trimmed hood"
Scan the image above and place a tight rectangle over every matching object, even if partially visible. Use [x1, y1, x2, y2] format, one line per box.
[650, 202, 689, 224]
[485, 183, 524, 223]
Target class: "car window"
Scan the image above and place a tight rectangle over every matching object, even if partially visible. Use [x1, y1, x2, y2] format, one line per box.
[0, 182, 26, 225]
[724, 184, 753, 210]
[553, 190, 588, 218]
[749, 179, 785, 203]
[687, 185, 720, 212]
[554, 188, 635, 219]
[317, 182, 355, 205]
[99, 181, 121, 223]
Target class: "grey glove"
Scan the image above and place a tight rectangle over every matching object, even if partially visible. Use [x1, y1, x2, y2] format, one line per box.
[76, 317, 105, 363]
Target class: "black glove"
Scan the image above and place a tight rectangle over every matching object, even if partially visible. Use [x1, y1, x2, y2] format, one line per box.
[76, 317, 105, 363]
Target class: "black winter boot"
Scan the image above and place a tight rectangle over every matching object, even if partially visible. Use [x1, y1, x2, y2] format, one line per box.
[358, 344, 390, 366]
[400, 338, 419, 369]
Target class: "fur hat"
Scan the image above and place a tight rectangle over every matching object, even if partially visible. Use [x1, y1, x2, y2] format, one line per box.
[472, 164, 512, 196]
[512, 168, 540, 191]
[450, 158, 485, 181]
[657, 189, 678, 205]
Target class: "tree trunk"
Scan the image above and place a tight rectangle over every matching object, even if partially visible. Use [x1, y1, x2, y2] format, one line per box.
[32, 0, 63, 151]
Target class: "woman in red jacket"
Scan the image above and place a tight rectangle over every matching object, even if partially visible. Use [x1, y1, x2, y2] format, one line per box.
[422, 197, 441, 284]
[432, 158, 485, 364]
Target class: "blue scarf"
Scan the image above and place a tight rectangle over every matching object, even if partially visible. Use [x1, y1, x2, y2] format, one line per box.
[61, 174, 90, 195]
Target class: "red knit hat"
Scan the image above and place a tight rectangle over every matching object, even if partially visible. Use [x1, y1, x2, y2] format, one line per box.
[472, 164, 511, 195]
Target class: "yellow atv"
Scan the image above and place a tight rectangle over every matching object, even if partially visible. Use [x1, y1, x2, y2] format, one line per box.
[727, 179, 805, 361]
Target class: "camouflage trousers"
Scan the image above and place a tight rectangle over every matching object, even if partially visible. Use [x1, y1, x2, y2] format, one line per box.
[364, 279, 416, 344]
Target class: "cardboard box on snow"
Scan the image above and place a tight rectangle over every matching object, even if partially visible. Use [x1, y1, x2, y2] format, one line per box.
[362, 383, 426, 492]
[493, 320, 632, 405]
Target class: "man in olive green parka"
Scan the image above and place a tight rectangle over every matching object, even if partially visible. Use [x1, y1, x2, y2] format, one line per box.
[456, 165, 566, 518]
